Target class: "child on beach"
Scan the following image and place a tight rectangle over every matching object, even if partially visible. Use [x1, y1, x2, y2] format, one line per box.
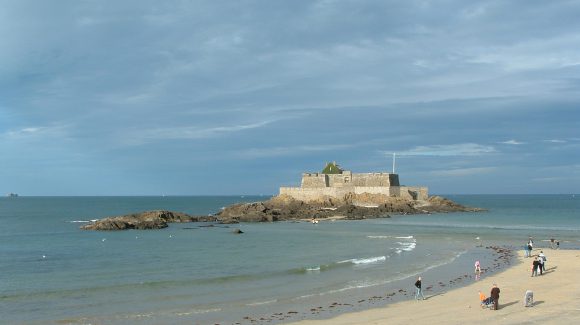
[474, 260, 481, 274]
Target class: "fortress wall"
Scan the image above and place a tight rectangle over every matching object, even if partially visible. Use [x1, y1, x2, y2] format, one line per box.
[327, 172, 352, 187]
[353, 187, 391, 196]
[279, 187, 350, 202]
[281, 185, 428, 201]
[301, 173, 328, 188]
[352, 173, 393, 187]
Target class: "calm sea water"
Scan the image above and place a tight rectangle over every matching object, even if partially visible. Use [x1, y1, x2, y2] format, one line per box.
[0, 195, 578, 324]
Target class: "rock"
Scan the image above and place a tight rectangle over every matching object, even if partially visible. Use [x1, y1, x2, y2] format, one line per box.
[81, 210, 215, 231]
[216, 194, 483, 223]
[232, 228, 244, 234]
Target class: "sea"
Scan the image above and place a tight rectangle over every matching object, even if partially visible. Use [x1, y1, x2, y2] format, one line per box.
[1, 195, 579, 325]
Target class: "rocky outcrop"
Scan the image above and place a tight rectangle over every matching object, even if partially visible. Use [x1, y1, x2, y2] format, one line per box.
[81, 210, 216, 231]
[422, 196, 485, 213]
[216, 194, 483, 223]
[81, 196, 484, 230]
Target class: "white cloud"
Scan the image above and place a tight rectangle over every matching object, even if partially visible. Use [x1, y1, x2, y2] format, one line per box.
[430, 167, 497, 177]
[236, 144, 353, 159]
[126, 119, 275, 144]
[393, 143, 496, 157]
[499, 139, 525, 145]
[2, 126, 67, 140]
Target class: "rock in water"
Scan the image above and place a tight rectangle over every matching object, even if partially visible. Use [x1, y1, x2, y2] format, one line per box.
[81, 210, 215, 231]
[232, 228, 244, 234]
[216, 194, 484, 223]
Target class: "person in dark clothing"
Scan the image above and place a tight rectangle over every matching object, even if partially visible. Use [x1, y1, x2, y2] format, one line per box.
[532, 257, 540, 277]
[490, 283, 500, 310]
[414, 276, 425, 300]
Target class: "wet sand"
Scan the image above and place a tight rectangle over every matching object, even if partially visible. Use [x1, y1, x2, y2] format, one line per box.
[288, 249, 580, 325]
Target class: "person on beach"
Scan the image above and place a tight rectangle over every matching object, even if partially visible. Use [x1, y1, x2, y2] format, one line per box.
[528, 237, 534, 255]
[531, 257, 540, 277]
[550, 238, 555, 249]
[524, 244, 530, 258]
[538, 251, 547, 272]
[414, 276, 425, 300]
[474, 260, 481, 274]
[490, 284, 500, 310]
[556, 241, 560, 249]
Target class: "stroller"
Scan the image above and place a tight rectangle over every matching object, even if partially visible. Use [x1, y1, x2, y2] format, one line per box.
[481, 296, 494, 309]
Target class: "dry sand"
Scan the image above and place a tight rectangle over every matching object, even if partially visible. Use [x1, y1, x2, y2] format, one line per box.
[289, 249, 580, 325]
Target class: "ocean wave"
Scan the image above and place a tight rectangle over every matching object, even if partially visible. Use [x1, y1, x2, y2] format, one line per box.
[366, 235, 415, 240]
[246, 299, 277, 306]
[339, 256, 387, 265]
[394, 241, 417, 252]
[387, 221, 580, 232]
[318, 250, 469, 296]
[305, 266, 321, 272]
[67, 220, 96, 223]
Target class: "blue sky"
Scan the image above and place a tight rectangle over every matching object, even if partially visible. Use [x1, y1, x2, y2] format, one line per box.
[1, 0, 579, 195]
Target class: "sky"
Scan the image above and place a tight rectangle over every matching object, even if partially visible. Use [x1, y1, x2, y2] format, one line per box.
[1, 0, 579, 196]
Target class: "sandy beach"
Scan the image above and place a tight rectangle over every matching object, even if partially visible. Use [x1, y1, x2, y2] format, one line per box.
[289, 249, 580, 325]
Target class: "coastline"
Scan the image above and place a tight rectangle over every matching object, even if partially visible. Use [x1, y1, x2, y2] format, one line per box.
[206, 243, 515, 325]
[287, 249, 580, 325]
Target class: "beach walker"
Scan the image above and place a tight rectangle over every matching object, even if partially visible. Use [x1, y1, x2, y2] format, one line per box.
[524, 290, 534, 307]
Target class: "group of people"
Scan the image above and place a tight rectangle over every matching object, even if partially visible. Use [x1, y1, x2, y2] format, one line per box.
[524, 237, 534, 257]
[531, 251, 547, 276]
[413, 236, 555, 311]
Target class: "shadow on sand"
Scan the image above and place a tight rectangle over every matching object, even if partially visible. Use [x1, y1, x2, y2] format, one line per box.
[424, 292, 445, 300]
[499, 300, 519, 309]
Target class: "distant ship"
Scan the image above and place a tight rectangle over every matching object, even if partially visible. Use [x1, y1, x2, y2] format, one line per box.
[6, 193, 19, 197]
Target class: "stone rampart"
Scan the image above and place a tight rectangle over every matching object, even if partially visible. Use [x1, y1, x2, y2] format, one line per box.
[283, 167, 427, 203]
[301, 173, 328, 188]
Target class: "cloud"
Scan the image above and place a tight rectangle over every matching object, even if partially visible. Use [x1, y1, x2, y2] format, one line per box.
[430, 167, 497, 177]
[236, 144, 353, 159]
[392, 143, 496, 157]
[2, 125, 68, 140]
[124, 119, 275, 144]
[499, 139, 525, 145]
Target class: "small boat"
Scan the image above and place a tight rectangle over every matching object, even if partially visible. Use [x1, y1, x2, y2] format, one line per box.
[7, 193, 18, 197]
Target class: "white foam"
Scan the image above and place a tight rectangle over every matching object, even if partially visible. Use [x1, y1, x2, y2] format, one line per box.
[401, 243, 416, 251]
[305, 266, 321, 272]
[345, 256, 386, 265]
[246, 299, 277, 306]
[367, 235, 391, 239]
[395, 236, 414, 239]
[68, 220, 91, 223]
[395, 241, 417, 252]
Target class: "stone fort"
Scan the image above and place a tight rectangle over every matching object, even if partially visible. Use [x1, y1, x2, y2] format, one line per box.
[279, 162, 428, 202]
